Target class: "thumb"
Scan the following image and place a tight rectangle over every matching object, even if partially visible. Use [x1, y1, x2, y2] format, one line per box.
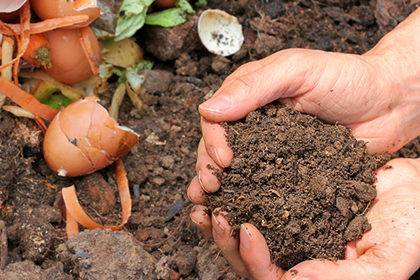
[281, 249, 414, 280]
[198, 49, 327, 122]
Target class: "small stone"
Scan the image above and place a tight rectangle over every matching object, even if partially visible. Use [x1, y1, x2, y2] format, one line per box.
[172, 246, 197, 276]
[335, 197, 351, 217]
[79, 173, 116, 215]
[161, 155, 175, 169]
[211, 55, 231, 73]
[134, 228, 151, 242]
[175, 53, 199, 76]
[345, 216, 371, 241]
[151, 177, 165, 186]
[58, 230, 157, 279]
[286, 221, 301, 235]
[170, 125, 182, 133]
[144, 17, 200, 61]
[350, 202, 359, 213]
[142, 70, 174, 94]
[170, 270, 181, 280]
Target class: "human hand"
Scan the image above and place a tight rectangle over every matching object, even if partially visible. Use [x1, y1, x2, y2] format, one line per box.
[188, 11, 420, 206]
[190, 158, 420, 279]
[187, 8, 420, 279]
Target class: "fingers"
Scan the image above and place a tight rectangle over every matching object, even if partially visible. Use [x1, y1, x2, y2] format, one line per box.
[199, 49, 322, 123]
[201, 119, 233, 168]
[280, 249, 411, 280]
[196, 138, 223, 191]
[187, 176, 205, 204]
[239, 223, 284, 280]
[188, 138, 224, 205]
[212, 212, 249, 277]
[190, 205, 212, 239]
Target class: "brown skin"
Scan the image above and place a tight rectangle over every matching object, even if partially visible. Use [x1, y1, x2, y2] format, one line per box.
[188, 8, 420, 280]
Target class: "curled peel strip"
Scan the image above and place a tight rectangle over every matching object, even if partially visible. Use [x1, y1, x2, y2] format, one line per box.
[0, 15, 90, 36]
[63, 159, 132, 238]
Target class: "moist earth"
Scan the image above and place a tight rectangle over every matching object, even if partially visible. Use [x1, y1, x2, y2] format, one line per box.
[0, 0, 419, 279]
[206, 104, 387, 269]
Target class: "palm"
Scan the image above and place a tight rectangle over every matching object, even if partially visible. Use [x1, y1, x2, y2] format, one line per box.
[189, 158, 420, 280]
[282, 158, 420, 280]
[349, 159, 420, 276]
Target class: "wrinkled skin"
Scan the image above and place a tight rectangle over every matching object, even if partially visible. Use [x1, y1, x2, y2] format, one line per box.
[187, 8, 420, 280]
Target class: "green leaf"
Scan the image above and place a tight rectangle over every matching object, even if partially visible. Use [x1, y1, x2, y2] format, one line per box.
[131, 60, 155, 72]
[195, 0, 207, 8]
[110, 60, 154, 84]
[115, 0, 155, 41]
[177, 0, 194, 13]
[145, 0, 194, 27]
[41, 94, 72, 109]
[145, 8, 186, 27]
[126, 60, 155, 90]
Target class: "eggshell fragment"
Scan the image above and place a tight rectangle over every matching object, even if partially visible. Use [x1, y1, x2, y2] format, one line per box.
[43, 96, 139, 177]
[197, 9, 244, 56]
[0, 0, 27, 13]
[31, 0, 100, 26]
[44, 27, 101, 85]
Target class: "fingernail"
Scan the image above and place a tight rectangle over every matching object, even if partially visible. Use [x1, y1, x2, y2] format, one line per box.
[210, 146, 227, 168]
[191, 205, 200, 212]
[190, 206, 207, 225]
[197, 171, 209, 193]
[240, 224, 252, 250]
[190, 213, 201, 225]
[213, 213, 226, 236]
[199, 96, 231, 115]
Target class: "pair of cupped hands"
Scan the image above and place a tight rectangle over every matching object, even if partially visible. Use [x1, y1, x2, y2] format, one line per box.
[187, 9, 420, 280]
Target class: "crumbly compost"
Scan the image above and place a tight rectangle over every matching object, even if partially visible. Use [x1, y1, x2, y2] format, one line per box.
[207, 103, 387, 269]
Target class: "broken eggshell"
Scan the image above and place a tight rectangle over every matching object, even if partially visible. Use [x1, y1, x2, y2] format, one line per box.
[0, 0, 26, 22]
[44, 27, 101, 85]
[43, 96, 138, 177]
[31, 0, 100, 26]
[197, 9, 244, 56]
[0, 0, 27, 13]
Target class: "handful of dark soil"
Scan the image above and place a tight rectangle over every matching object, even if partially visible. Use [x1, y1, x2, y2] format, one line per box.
[206, 103, 387, 270]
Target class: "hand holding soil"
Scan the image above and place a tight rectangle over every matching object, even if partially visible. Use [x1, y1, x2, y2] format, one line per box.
[188, 8, 420, 280]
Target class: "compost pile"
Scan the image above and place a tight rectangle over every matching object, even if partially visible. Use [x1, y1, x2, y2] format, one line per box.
[207, 104, 387, 269]
[0, 0, 419, 279]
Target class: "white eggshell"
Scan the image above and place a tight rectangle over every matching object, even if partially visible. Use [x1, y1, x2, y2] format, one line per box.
[0, 0, 27, 13]
[198, 9, 244, 56]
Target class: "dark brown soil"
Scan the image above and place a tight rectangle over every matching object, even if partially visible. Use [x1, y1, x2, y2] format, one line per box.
[392, 137, 420, 159]
[206, 104, 387, 269]
[0, 0, 418, 279]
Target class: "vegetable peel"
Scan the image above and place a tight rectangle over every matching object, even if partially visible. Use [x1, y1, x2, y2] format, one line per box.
[0, 77, 58, 121]
[63, 159, 132, 238]
[0, 15, 91, 35]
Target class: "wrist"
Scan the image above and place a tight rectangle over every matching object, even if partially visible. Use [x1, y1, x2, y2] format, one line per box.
[362, 10, 420, 147]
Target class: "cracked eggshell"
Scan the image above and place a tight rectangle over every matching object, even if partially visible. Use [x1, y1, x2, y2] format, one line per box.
[198, 9, 244, 56]
[0, 0, 26, 22]
[31, 0, 100, 26]
[0, 0, 27, 13]
[43, 96, 138, 177]
[44, 27, 101, 85]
